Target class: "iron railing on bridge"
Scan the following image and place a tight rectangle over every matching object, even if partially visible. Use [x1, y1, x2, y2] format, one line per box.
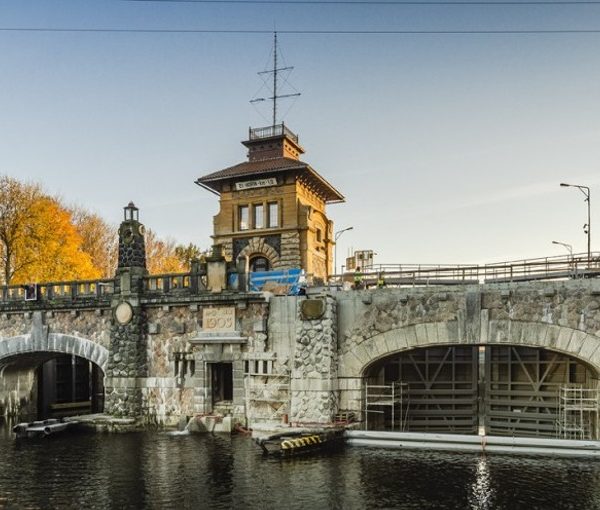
[336, 252, 600, 287]
[3, 252, 600, 303]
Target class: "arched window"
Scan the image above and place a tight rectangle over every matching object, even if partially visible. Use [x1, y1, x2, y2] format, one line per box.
[250, 256, 270, 272]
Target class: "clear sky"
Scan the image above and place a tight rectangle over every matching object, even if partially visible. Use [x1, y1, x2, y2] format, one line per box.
[2, 0, 600, 268]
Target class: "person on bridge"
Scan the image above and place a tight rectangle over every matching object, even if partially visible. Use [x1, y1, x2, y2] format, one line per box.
[353, 267, 364, 290]
[376, 272, 386, 288]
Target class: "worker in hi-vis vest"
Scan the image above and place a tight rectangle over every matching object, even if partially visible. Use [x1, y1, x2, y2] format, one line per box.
[354, 267, 363, 290]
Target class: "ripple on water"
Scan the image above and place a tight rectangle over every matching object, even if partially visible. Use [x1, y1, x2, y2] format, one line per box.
[1, 422, 600, 510]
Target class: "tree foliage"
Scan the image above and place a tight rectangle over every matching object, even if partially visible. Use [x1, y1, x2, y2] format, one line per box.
[70, 207, 118, 278]
[0, 176, 41, 284]
[0, 176, 100, 285]
[175, 243, 206, 267]
[0, 175, 205, 283]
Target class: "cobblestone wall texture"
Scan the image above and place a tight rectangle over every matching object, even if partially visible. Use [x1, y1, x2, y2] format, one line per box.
[290, 296, 338, 423]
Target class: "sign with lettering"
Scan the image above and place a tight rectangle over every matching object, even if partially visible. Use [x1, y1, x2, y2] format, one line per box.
[235, 177, 277, 191]
[203, 307, 235, 332]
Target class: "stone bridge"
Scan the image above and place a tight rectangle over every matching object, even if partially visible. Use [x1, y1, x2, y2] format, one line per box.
[331, 278, 600, 435]
[2, 207, 600, 438]
[1, 271, 600, 436]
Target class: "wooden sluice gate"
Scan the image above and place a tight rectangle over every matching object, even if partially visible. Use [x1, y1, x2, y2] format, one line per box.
[346, 430, 600, 457]
[363, 345, 600, 439]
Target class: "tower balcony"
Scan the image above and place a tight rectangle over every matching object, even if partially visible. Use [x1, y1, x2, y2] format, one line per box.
[249, 123, 299, 144]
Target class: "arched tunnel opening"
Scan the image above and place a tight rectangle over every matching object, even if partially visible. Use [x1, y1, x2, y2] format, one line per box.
[0, 353, 104, 422]
[364, 345, 599, 439]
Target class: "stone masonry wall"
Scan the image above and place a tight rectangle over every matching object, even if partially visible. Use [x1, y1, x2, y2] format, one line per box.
[290, 295, 338, 424]
[127, 301, 270, 426]
[335, 279, 600, 417]
[276, 231, 301, 269]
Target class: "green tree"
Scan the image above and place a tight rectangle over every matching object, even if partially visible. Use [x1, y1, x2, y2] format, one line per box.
[175, 243, 205, 268]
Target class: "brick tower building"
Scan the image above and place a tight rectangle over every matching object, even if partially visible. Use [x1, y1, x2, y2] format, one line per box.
[195, 123, 344, 280]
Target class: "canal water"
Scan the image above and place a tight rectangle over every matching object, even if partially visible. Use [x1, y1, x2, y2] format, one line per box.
[1, 421, 600, 509]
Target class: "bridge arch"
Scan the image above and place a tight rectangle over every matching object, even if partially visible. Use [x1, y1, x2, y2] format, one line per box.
[0, 333, 109, 372]
[339, 320, 600, 378]
[343, 321, 600, 437]
[0, 333, 109, 420]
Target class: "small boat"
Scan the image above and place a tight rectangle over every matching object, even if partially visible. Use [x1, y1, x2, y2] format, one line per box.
[13, 419, 71, 439]
[255, 428, 345, 456]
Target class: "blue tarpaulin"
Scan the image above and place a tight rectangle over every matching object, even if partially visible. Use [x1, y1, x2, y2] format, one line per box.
[229, 268, 303, 295]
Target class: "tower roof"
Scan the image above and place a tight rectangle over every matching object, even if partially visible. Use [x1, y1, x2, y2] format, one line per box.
[196, 124, 344, 203]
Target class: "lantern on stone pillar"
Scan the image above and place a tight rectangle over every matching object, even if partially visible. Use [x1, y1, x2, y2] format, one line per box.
[124, 201, 139, 222]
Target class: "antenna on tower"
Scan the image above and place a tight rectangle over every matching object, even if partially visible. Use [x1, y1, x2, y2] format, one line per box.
[250, 32, 301, 127]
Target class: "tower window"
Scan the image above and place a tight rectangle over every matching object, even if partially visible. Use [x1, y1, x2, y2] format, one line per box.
[254, 204, 264, 229]
[250, 256, 270, 272]
[316, 228, 322, 242]
[268, 202, 279, 228]
[239, 205, 249, 231]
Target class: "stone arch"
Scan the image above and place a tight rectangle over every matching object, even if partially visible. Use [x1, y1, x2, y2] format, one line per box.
[0, 333, 109, 372]
[237, 236, 281, 267]
[338, 320, 600, 378]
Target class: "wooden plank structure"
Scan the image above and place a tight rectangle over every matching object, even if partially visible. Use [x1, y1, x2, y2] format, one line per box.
[365, 345, 598, 439]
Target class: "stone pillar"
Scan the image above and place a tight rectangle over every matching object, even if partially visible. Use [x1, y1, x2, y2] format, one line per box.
[105, 202, 149, 418]
[206, 245, 227, 293]
[289, 295, 339, 424]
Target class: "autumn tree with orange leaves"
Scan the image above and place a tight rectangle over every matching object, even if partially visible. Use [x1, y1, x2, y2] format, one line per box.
[0, 176, 204, 284]
[0, 177, 99, 284]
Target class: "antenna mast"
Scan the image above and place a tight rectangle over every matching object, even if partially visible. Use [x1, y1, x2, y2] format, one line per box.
[250, 32, 301, 127]
[273, 31, 278, 126]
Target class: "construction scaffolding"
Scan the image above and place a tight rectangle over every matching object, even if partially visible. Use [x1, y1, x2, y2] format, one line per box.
[364, 382, 409, 431]
[557, 385, 600, 440]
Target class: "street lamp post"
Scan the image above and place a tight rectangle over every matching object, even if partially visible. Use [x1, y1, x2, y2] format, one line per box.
[551, 240, 573, 257]
[334, 226, 353, 277]
[560, 183, 591, 265]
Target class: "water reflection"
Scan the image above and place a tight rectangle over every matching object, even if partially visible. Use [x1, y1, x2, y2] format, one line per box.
[469, 456, 494, 510]
[1, 419, 600, 509]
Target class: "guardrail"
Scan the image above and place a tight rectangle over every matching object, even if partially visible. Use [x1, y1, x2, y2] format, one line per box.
[1, 279, 115, 302]
[4, 251, 600, 304]
[337, 252, 600, 287]
[249, 123, 299, 143]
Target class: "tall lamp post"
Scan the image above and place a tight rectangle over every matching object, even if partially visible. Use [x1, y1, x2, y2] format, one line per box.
[334, 226, 353, 276]
[560, 183, 591, 265]
[551, 240, 573, 257]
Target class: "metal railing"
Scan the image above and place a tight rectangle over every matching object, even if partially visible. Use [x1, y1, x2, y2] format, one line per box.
[249, 123, 299, 143]
[4, 251, 600, 304]
[335, 252, 600, 287]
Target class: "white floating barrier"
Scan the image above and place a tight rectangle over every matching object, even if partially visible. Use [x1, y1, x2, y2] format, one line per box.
[346, 430, 600, 457]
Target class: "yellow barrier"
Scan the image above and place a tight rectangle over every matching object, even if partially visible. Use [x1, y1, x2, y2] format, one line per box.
[280, 435, 323, 450]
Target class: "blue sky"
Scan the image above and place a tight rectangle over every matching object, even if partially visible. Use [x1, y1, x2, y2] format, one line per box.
[2, 0, 600, 267]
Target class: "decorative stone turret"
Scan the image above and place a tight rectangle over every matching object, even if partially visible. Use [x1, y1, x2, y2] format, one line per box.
[105, 202, 149, 418]
[117, 202, 147, 270]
